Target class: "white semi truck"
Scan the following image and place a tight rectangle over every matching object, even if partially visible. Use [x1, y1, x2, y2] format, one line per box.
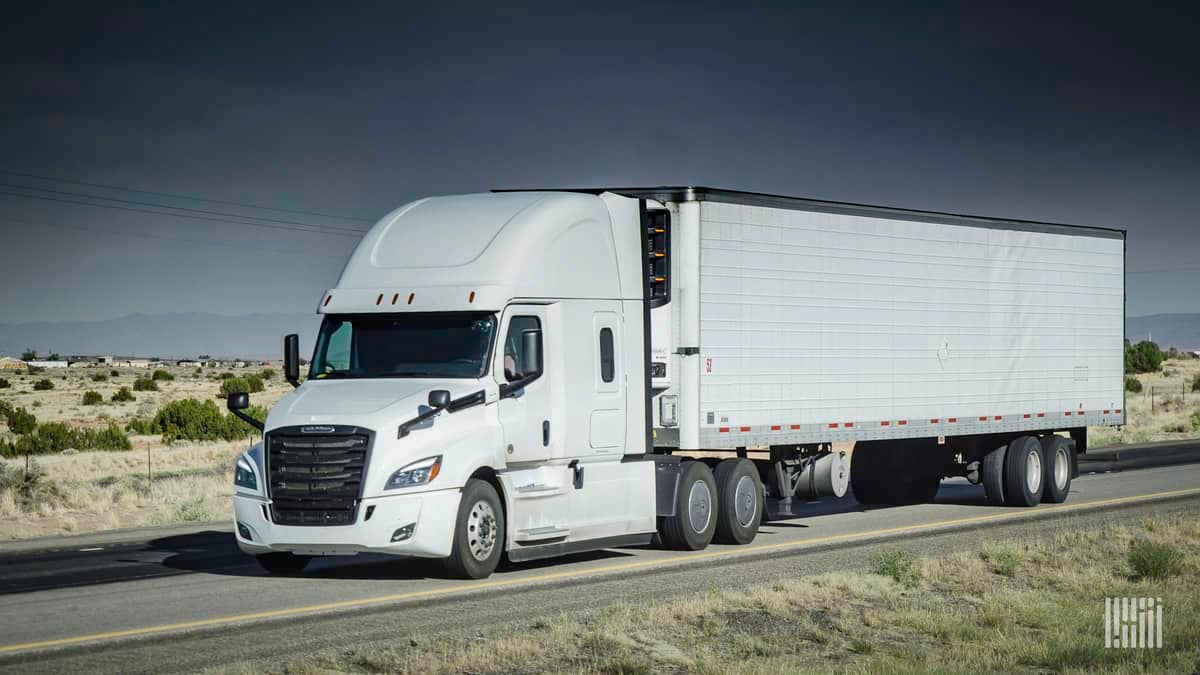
[228, 187, 1125, 578]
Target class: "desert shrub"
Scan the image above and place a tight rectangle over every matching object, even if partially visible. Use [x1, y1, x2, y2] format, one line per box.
[109, 369, 120, 377]
[82, 390, 104, 406]
[220, 375, 264, 396]
[261, 368, 276, 380]
[1124, 340, 1164, 374]
[1192, 374, 1200, 392]
[1124, 375, 1143, 393]
[125, 418, 156, 435]
[0, 377, 9, 389]
[151, 368, 174, 381]
[5, 406, 38, 435]
[91, 373, 108, 382]
[148, 398, 267, 442]
[0, 460, 65, 511]
[27, 366, 45, 374]
[872, 549, 921, 588]
[33, 379, 54, 391]
[132, 377, 158, 392]
[219, 372, 235, 380]
[89, 423, 133, 450]
[111, 387, 135, 402]
[1128, 539, 1183, 580]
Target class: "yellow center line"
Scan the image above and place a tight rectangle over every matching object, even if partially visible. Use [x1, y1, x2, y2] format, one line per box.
[2, 485, 1199, 655]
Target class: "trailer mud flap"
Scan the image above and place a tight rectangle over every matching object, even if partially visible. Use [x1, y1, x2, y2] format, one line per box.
[654, 458, 682, 517]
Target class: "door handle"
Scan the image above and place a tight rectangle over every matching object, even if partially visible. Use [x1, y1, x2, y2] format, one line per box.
[542, 420, 550, 446]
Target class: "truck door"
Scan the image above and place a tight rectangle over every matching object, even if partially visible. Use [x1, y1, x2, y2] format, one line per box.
[495, 305, 554, 463]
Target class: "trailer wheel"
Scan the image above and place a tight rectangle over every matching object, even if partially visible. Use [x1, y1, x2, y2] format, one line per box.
[658, 461, 718, 550]
[1003, 436, 1044, 507]
[444, 478, 505, 579]
[1040, 436, 1072, 503]
[713, 458, 762, 545]
[981, 444, 1007, 505]
[255, 552, 311, 575]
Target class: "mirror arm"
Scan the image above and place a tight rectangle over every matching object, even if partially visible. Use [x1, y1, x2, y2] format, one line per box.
[398, 407, 442, 438]
[231, 407, 265, 432]
[447, 389, 486, 412]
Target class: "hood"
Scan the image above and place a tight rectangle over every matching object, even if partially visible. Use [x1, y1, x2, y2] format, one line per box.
[275, 379, 482, 418]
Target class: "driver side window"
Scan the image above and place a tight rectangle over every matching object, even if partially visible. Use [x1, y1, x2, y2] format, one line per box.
[503, 316, 540, 382]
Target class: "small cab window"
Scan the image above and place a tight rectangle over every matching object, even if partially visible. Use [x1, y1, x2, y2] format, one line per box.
[503, 316, 541, 382]
[599, 327, 615, 383]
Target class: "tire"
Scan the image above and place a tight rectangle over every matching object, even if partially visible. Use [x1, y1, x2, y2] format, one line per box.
[444, 478, 505, 579]
[1040, 436, 1073, 503]
[255, 552, 311, 575]
[658, 461, 718, 550]
[713, 458, 762, 545]
[981, 444, 1007, 505]
[1003, 436, 1044, 507]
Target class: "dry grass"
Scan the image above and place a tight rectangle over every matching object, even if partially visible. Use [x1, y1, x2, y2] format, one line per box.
[1090, 357, 1200, 448]
[0, 364, 288, 539]
[209, 511, 1200, 674]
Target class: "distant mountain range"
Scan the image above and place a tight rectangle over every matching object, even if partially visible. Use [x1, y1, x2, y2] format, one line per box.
[0, 312, 318, 360]
[2, 312, 1198, 361]
[1126, 314, 1200, 351]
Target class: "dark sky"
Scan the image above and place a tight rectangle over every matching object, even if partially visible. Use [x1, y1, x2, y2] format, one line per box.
[2, 1, 1197, 323]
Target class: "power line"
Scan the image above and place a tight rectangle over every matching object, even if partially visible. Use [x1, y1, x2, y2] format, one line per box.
[0, 168, 376, 222]
[0, 190, 364, 238]
[4, 218, 352, 259]
[1, 182, 369, 233]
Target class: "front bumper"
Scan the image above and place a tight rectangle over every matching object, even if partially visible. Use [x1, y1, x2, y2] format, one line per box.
[233, 488, 460, 559]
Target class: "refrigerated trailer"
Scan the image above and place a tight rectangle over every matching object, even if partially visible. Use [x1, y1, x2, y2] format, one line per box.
[228, 187, 1125, 578]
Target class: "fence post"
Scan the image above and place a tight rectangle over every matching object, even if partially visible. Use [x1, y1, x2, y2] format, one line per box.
[146, 441, 152, 486]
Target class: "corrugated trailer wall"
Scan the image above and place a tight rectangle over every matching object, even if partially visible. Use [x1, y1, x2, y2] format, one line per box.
[695, 200, 1125, 449]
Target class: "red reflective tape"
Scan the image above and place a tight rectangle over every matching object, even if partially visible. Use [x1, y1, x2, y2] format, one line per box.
[718, 427, 730, 433]
[930, 418, 939, 424]
[1115, 409, 1122, 413]
[739, 426, 751, 432]
[948, 418, 957, 423]
[898, 420, 907, 426]
[979, 416, 988, 422]
[770, 425, 781, 431]
[828, 423, 839, 429]
[1037, 412, 1045, 418]
[1064, 412, 1072, 416]
[994, 415, 1002, 421]
[844, 422, 854, 428]
[1023, 413, 1031, 419]
[880, 421, 890, 426]
[1103, 409, 1110, 414]
[790, 424, 801, 430]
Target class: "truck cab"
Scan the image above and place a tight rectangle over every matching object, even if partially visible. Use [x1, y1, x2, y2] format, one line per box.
[231, 191, 688, 578]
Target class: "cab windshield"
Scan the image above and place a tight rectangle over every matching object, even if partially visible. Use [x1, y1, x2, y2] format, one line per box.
[309, 313, 496, 379]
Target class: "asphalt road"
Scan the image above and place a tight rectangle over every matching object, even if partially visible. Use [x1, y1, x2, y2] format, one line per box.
[1, 461, 1198, 673]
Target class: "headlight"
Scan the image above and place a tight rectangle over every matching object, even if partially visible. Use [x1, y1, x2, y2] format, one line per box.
[234, 457, 257, 490]
[386, 455, 442, 490]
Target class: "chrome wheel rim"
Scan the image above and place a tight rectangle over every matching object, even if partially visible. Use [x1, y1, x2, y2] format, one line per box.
[1054, 447, 1070, 490]
[467, 499, 497, 561]
[1025, 449, 1042, 495]
[688, 480, 712, 534]
[733, 475, 757, 528]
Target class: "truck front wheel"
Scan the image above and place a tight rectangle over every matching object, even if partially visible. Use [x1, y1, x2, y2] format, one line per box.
[658, 461, 718, 550]
[444, 479, 505, 579]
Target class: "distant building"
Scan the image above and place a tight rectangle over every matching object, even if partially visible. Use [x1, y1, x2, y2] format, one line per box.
[27, 360, 69, 369]
[0, 356, 26, 370]
[123, 359, 151, 368]
[176, 360, 200, 367]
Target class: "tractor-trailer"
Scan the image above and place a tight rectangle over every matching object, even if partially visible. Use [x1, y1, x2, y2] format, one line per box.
[227, 187, 1125, 578]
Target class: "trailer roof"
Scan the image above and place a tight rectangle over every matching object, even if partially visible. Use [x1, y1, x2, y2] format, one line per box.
[493, 186, 1126, 240]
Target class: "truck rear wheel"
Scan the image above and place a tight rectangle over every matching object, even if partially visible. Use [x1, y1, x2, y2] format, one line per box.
[1003, 436, 1044, 507]
[981, 444, 1007, 505]
[255, 552, 311, 575]
[444, 478, 505, 579]
[658, 461, 718, 550]
[1040, 436, 1072, 503]
[713, 458, 762, 545]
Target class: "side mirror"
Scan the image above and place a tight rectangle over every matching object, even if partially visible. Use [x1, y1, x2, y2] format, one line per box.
[520, 329, 542, 379]
[284, 333, 300, 387]
[428, 389, 451, 409]
[227, 392, 250, 411]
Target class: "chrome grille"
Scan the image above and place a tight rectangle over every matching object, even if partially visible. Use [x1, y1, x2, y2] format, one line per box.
[266, 427, 372, 526]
